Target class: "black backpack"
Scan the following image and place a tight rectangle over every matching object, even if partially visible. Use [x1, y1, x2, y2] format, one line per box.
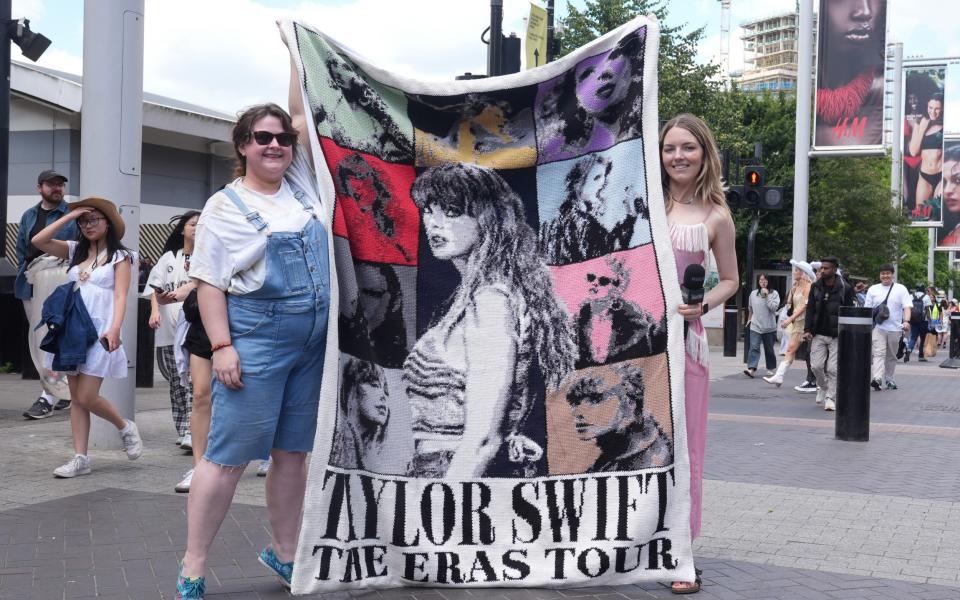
[910, 295, 926, 324]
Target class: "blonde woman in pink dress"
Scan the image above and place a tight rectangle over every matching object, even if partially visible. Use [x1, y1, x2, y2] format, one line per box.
[660, 114, 739, 594]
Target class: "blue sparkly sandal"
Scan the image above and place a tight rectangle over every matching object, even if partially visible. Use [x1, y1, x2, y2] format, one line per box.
[175, 564, 206, 599]
[258, 546, 293, 589]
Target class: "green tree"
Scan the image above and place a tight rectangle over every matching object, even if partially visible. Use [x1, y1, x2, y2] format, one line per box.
[732, 95, 909, 282]
[896, 228, 960, 291]
[806, 155, 905, 278]
[732, 93, 797, 271]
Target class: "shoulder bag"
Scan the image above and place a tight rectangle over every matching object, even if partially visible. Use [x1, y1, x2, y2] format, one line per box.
[872, 284, 893, 326]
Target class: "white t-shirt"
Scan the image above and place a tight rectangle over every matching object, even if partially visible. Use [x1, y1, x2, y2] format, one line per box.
[190, 152, 320, 295]
[864, 282, 911, 332]
[143, 250, 190, 346]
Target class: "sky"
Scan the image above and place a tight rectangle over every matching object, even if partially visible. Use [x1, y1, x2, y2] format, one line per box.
[10, 0, 960, 133]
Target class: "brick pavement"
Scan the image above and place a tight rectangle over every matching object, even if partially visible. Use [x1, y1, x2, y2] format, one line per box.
[0, 351, 958, 599]
[2, 489, 958, 600]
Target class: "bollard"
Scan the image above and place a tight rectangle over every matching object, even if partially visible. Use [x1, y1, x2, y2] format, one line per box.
[941, 313, 960, 369]
[723, 302, 738, 357]
[836, 306, 872, 441]
[136, 297, 154, 388]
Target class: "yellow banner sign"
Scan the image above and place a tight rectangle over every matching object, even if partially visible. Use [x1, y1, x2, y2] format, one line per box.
[525, 2, 548, 69]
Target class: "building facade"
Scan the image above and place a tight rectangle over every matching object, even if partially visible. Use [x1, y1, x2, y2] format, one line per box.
[736, 11, 816, 96]
[2, 61, 236, 275]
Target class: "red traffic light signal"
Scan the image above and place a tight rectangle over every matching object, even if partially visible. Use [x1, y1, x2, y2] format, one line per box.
[744, 166, 766, 188]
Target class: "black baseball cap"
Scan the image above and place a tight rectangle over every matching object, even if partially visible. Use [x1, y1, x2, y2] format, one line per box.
[37, 169, 68, 184]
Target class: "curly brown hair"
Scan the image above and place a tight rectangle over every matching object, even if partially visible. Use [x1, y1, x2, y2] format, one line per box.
[231, 103, 298, 178]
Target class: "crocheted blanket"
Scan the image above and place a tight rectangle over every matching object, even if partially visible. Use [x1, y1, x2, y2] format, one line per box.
[281, 14, 692, 593]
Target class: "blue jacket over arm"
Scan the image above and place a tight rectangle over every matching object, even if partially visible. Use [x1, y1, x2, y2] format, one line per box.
[38, 282, 98, 372]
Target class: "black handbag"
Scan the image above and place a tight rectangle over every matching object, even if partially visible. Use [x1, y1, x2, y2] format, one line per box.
[872, 284, 893, 325]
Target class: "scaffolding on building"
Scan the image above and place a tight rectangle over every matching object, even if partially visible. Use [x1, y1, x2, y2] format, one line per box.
[736, 10, 816, 96]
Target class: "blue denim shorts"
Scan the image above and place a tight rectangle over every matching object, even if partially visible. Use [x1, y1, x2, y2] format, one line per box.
[204, 296, 328, 467]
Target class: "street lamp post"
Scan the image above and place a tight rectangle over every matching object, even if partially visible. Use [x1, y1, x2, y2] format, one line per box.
[546, 0, 556, 62]
[488, 0, 503, 76]
[81, 0, 144, 448]
[0, 0, 52, 264]
[792, 0, 813, 268]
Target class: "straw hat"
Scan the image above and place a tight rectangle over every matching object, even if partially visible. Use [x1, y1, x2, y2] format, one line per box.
[789, 259, 815, 282]
[68, 197, 125, 238]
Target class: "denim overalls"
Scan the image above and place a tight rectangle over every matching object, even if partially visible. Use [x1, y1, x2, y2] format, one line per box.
[204, 186, 330, 467]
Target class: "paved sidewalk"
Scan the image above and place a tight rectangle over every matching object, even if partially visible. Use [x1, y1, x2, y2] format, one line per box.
[0, 351, 958, 599]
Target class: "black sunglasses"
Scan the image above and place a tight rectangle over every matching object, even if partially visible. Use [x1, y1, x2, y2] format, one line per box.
[250, 131, 296, 147]
[586, 273, 620, 287]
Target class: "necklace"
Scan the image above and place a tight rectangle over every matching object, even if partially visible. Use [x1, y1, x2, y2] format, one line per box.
[78, 248, 108, 283]
[670, 192, 695, 205]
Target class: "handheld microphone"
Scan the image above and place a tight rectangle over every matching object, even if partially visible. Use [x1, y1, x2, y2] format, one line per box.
[681, 264, 706, 306]
[681, 264, 706, 338]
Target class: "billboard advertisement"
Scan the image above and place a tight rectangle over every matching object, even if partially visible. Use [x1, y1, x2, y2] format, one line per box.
[812, 0, 887, 153]
[936, 137, 960, 250]
[903, 65, 946, 225]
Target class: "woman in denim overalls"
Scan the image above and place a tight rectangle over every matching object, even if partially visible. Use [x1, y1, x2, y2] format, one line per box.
[177, 104, 329, 599]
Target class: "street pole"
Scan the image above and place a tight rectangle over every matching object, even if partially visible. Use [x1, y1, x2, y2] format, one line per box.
[889, 43, 903, 282]
[488, 0, 503, 76]
[546, 0, 555, 62]
[82, 0, 144, 448]
[951, 251, 956, 301]
[928, 228, 935, 284]
[0, 0, 10, 260]
[743, 144, 762, 362]
[791, 0, 814, 264]
[890, 44, 903, 212]
[743, 212, 760, 364]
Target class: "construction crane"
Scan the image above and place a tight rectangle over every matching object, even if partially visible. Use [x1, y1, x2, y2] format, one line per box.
[717, 0, 731, 82]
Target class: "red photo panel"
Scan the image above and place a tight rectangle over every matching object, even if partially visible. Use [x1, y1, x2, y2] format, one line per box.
[322, 137, 419, 266]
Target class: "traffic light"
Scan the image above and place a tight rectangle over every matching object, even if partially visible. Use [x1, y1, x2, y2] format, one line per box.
[761, 187, 785, 210]
[743, 166, 765, 209]
[502, 33, 521, 74]
[744, 166, 765, 187]
[726, 163, 784, 211]
[725, 185, 743, 210]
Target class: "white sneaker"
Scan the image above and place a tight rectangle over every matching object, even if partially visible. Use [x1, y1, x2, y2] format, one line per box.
[54, 455, 91, 478]
[824, 398, 836, 411]
[120, 420, 143, 460]
[815, 389, 825, 405]
[180, 433, 193, 451]
[175, 468, 195, 493]
[175, 436, 184, 446]
[257, 459, 271, 477]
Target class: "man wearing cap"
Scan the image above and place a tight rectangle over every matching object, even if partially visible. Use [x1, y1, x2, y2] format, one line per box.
[864, 264, 912, 391]
[15, 170, 78, 419]
[803, 257, 855, 411]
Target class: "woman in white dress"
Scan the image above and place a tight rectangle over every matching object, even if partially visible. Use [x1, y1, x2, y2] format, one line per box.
[146, 211, 200, 447]
[32, 197, 143, 478]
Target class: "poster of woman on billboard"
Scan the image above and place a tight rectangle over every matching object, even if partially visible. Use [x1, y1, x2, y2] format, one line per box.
[937, 139, 960, 249]
[813, 0, 887, 151]
[904, 66, 946, 224]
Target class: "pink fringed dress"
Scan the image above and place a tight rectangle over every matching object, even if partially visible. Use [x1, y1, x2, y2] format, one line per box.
[669, 221, 710, 540]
